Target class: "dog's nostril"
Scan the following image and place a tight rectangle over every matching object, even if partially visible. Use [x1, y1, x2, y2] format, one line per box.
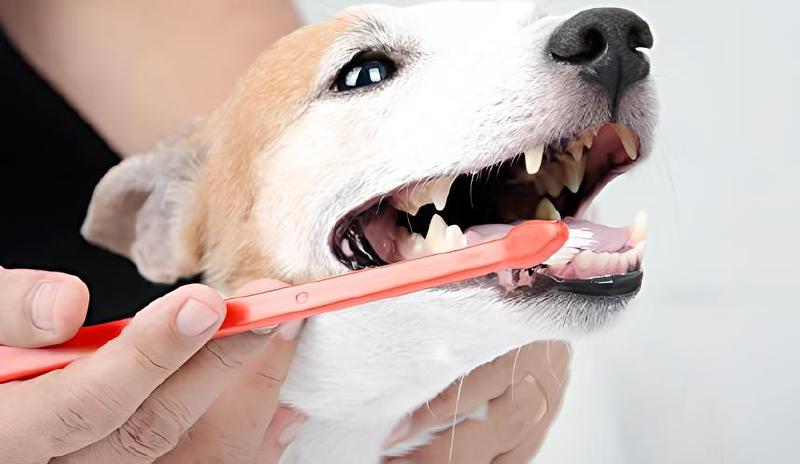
[548, 8, 653, 113]
[628, 24, 652, 51]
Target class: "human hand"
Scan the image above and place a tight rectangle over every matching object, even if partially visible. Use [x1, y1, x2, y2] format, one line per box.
[0, 267, 304, 464]
[384, 341, 571, 464]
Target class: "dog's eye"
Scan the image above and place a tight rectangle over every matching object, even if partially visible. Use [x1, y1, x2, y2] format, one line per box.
[334, 56, 395, 92]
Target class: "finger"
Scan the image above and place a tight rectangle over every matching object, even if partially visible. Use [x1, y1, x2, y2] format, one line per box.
[155, 279, 302, 463]
[164, 318, 304, 463]
[385, 345, 533, 448]
[390, 373, 548, 464]
[0, 268, 89, 347]
[3, 284, 226, 461]
[488, 342, 572, 464]
[55, 333, 273, 464]
[257, 407, 307, 464]
[58, 279, 293, 464]
[517, 341, 570, 397]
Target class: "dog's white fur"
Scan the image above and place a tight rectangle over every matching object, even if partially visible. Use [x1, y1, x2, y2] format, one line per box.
[82, 2, 656, 462]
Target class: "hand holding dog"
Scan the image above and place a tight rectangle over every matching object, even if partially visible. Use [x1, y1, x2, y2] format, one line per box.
[0, 268, 303, 464]
[385, 341, 570, 464]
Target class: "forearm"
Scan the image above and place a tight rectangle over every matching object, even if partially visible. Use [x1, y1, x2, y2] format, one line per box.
[0, 0, 301, 156]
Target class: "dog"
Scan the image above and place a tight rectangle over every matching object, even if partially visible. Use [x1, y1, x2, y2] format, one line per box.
[81, 2, 656, 462]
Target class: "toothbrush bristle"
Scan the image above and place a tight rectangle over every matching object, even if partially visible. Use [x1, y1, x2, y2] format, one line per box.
[542, 228, 595, 266]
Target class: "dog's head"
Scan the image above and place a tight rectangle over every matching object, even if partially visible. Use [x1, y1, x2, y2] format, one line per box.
[84, 2, 655, 352]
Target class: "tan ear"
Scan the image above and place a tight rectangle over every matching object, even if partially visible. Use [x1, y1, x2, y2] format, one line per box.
[81, 128, 205, 284]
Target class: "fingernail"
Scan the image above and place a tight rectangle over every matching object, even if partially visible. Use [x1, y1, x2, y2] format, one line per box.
[383, 416, 411, 449]
[175, 298, 220, 336]
[277, 320, 304, 340]
[278, 420, 303, 447]
[31, 282, 60, 331]
[524, 374, 549, 422]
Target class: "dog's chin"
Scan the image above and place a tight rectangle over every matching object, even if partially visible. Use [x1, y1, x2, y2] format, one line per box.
[456, 272, 641, 334]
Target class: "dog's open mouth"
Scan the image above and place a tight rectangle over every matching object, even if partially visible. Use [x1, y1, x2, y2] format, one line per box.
[331, 124, 647, 296]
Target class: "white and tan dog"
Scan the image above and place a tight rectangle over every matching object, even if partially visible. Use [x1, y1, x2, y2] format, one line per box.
[82, 2, 656, 462]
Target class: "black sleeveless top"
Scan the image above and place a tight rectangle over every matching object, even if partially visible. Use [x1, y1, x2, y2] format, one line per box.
[0, 30, 195, 324]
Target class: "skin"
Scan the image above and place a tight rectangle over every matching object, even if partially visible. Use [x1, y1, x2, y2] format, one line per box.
[0, 267, 303, 464]
[0, 1, 570, 462]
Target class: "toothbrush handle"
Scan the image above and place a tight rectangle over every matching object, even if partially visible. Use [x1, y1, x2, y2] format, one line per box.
[0, 220, 568, 383]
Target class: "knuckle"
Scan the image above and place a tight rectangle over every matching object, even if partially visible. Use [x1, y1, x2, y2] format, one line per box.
[109, 398, 187, 459]
[47, 379, 126, 448]
[200, 339, 246, 371]
[131, 342, 178, 373]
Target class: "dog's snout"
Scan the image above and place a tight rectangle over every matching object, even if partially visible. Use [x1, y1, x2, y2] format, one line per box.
[549, 8, 653, 110]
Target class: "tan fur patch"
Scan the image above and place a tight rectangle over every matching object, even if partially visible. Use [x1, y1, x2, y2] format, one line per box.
[182, 16, 352, 292]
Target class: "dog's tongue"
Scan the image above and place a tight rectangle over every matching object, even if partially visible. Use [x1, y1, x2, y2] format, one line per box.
[465, 217, 638, 253]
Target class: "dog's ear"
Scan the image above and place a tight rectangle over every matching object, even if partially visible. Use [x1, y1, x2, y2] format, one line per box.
[81, 129, 206, 284]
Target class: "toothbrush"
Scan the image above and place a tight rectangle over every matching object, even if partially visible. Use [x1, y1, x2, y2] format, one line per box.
[0, 220, 591, 383]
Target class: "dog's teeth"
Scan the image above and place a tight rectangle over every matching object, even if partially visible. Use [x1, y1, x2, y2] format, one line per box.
[423, 214, 465, 253]
[534, 198, 561, 220]
[444, 224, 467, 250]
[426, 214, 448, 241]
[430, 176, 456, 211]
[595, 252, 611, 271]
[580, 130, 594, 149]
[524, 144, 545, 175]
[567, 140, 584, 162]
[398, 232, 427, 259]
[611, 124, 639, 160]
[389, 196, 421, 216]
[556, 154, 586, 194]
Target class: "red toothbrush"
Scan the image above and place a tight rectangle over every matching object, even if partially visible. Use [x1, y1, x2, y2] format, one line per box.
[0, 220, 586, 383]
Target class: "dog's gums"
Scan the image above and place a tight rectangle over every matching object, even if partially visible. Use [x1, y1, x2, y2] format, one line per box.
[333, 123, 646, 296]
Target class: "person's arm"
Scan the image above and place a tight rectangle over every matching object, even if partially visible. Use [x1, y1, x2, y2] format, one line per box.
[0, 0, 302, 156]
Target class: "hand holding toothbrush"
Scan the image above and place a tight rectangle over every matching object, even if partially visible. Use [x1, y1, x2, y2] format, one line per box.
[0, 267, 304, 464]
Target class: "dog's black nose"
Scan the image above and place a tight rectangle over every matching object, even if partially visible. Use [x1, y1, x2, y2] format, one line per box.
[549, 8, 653, 109]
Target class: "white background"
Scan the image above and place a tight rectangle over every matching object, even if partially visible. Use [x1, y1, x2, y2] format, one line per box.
[296, 1, 799, 462]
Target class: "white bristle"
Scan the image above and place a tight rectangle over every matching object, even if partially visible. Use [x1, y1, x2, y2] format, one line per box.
[542, 228, 595, 266]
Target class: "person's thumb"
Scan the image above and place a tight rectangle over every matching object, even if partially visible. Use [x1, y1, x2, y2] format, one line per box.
[0, 267, 89, 348]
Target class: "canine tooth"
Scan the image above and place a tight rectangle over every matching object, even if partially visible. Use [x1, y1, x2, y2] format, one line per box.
[611, 124, 639, 160]
[426, 214, 448, 241]
[524, 144, 545, 174]
[567, 140, 584, 162]
[430, 176, 456, 211]
[534, 198, 561, 220]
[556, 154, 586, 194]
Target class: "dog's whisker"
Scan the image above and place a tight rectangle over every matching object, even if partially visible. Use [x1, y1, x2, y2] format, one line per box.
[510, 346, 523, 407]
[448, 375, 465, 464]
